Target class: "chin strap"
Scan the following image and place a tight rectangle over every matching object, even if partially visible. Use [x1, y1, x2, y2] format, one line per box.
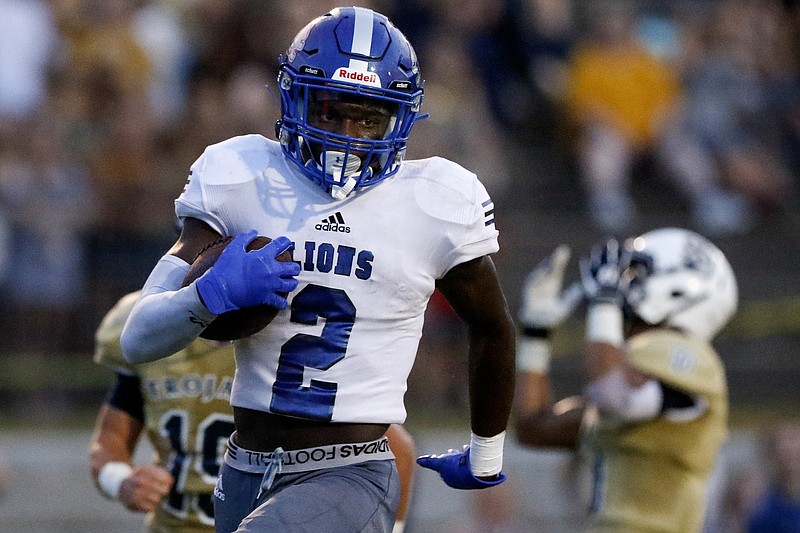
[322, 151, 361, 199]
[331, 178, 358, 200]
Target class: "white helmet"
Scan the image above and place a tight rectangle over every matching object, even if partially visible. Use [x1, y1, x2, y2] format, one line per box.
[623, 228, 738, 340]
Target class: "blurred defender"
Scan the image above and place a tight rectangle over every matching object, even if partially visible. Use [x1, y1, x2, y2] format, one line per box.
[90, 291, 416, 532]
[514, 227, 737, 532]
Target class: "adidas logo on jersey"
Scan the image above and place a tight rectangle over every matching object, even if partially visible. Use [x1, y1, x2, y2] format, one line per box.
[316, 212, 351, 233]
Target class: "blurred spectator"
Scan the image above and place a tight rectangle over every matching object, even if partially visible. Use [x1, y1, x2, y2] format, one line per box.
[181, 0, 258, 84]
[421, 1, 541, 136]
[181, 0, 339, 85]
[400, 23, 513, 411]
[519, 0, 577, 138]
[708, 461, 766, 533]
[87, 89, 175, 238]
[407, 29, 511, 198]
[0, 111, 97, 353]
[226, 62, 279, 138]
[708, 421, 800, 533]
[48, 0, 194, 331]
[389, 0, 576, 141]
[0, 0, 57, 127]
[132, 0, 193, 125]
[173, 75, 240, 159]
[563, 0, 745, 235]
[82, 84, 185, 329]
[747, 422, 800, 532]
[55, 0, 154, 99]
[0, 0, 58, 283]
[780, 0, 800, 178]
[680, 0, 796, 232]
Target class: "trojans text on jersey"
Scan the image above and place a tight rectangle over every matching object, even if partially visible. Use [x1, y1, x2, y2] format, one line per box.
[143, 373, 232, 403]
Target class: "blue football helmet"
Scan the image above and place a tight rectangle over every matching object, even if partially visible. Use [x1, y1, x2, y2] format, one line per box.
[276, 7, 424, 199]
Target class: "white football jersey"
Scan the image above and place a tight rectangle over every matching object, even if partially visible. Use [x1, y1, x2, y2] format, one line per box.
[176, 135, 499, 424]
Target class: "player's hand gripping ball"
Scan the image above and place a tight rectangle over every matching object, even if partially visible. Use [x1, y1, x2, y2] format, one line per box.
[182, 234, 297, 341]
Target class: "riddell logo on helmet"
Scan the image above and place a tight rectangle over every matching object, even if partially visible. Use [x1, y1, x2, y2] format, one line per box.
[333, 68, 382, 88]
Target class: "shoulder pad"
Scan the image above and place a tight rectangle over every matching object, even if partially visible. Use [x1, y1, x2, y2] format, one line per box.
[194, 134, 276, 186]
[409, 157, 489, 225]
[627, 330, 725, 397]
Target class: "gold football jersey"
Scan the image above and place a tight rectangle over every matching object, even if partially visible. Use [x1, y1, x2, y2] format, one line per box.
[95, 292, 236, 532]
[588, 329, 728, 533]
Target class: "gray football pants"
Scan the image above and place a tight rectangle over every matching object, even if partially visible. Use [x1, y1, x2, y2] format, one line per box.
[213, 459, 400, 532]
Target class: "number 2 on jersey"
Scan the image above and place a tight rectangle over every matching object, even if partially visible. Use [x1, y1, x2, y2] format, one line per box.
[270, 284, 356, 420]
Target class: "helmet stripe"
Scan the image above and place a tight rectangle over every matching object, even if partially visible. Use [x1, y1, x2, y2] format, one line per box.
[350, 7, 374, 70]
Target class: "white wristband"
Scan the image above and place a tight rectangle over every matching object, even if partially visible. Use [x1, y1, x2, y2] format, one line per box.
[586, 303, 624, 348]
[469, 431, 505, 477]
[516, 337, 551, 373]
[98, 461, 133, 500]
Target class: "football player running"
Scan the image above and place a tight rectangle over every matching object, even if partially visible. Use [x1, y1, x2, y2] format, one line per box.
[120, 6, 515, 533]
[91, 291, 418, 533]
[514, 227, 737, 533]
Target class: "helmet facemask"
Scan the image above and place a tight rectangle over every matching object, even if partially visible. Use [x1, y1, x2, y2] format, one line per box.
[279, 69, 419, 199]
[275, 7, 424, 199]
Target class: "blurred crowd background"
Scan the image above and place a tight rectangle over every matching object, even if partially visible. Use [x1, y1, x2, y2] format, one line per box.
[0, 0, 798, 530]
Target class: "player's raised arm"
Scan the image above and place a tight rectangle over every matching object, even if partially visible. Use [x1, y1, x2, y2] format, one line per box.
[514, 245, 586, 449]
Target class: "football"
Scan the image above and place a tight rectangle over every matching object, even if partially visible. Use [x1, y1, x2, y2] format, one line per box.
[182, 235, 294, 341]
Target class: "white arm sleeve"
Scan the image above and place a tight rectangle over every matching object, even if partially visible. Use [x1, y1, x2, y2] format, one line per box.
[586, 368, 663, 422]
[120, 255, 217, 364]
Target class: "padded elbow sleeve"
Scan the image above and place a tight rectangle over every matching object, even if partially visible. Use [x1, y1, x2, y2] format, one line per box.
[121, 255, 216, 364]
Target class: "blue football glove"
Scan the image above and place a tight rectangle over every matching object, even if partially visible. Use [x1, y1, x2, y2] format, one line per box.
[196, 231, 301, 315]
[579, 238, 631, 306]
[416, 446, 506, 490]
